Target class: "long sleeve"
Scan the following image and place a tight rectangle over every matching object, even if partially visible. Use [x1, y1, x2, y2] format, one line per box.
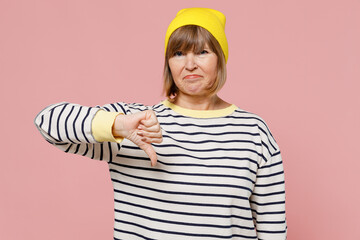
[34, 102, 124, 163]
[250, 152, 287, 239]
[249, 119, 287, 239]
[91, 109, 124, 143]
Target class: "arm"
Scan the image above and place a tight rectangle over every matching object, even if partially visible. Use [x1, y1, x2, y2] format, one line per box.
[250, 152, 287, 240]
[34, 102, 162, 165]
[249, 119, 287, 239]
[33, 102, 123, 163]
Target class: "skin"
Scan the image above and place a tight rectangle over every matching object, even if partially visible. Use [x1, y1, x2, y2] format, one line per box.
[112, 111, 162, 167]
[112, 43, 230, 166]
[168, 43, 231, 110]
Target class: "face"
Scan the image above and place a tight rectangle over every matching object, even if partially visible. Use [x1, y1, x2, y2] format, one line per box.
[168, 43, 218, 98]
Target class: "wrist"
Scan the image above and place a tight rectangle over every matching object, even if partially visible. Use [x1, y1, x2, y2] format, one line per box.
[112, 114, 127, 138]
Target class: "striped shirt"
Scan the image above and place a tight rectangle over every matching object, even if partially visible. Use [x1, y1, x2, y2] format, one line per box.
[34, 99, 287, 240]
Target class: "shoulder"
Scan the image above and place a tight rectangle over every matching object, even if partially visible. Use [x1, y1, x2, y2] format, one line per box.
[232, 107, 271, 129]
[233, 107, 280, 154]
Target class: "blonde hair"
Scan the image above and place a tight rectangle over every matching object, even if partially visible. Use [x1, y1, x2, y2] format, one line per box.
[162, 25, 227, 99]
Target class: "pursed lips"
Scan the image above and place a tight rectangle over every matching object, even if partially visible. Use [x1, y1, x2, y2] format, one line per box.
[184, 74, 202, 80]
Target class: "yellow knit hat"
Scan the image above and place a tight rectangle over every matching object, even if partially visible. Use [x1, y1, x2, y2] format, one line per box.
[165, 7, 228, 63]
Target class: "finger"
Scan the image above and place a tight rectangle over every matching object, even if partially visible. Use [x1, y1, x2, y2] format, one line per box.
[137, 130, 162, 138]
[138, 124, 161, 132]
[139, 143, 158, 167]
[140, 111, 158, 127]
[141, 136, 163, 144]
[140, 119, 157, 127]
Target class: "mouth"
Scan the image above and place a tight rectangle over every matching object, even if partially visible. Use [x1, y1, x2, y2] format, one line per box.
[184, 74, 202, 80]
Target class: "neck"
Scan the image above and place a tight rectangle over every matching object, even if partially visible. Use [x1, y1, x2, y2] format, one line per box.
[169, 93, 229, 110]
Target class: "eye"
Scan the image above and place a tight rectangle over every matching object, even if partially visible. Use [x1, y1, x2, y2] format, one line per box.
[200, 50, 209, 55]
[174, 51, 183, 57]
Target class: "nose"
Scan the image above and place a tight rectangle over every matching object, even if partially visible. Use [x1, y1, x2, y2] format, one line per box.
[185, 52, 197, 70]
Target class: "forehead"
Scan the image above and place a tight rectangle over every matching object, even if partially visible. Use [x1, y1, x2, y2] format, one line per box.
[166, 25, 218, 58]
[178, 42, 210, 51]
[175, 36, 211, 52]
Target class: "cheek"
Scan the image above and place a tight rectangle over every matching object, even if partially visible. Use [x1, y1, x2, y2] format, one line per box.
[169, 64, 181, 81]
[206, 64, 218, 80]
[203, 56, 218, 78]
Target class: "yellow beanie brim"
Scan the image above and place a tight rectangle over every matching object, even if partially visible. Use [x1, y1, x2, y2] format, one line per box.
[165, 8, 228, 63]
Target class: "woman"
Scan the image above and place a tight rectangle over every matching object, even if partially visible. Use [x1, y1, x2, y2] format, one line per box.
[34, 7, 287, 240]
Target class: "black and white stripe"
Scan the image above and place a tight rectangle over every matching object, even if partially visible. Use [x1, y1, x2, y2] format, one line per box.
[34, 100, 287, 239]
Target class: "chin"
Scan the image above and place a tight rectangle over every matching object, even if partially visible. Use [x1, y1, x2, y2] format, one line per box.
[186, 91, 211, 98]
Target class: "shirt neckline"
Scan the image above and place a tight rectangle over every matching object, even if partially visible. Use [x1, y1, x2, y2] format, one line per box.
[161, 99, 238, 118]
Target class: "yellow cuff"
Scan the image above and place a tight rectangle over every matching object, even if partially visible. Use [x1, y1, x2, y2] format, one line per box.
[92, 110, 124, 143]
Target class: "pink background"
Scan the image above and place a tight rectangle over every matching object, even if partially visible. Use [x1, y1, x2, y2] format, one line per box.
[1, 0, 359, 239]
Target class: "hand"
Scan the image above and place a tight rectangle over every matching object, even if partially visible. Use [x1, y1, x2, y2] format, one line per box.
[112, 110, 163, 167]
